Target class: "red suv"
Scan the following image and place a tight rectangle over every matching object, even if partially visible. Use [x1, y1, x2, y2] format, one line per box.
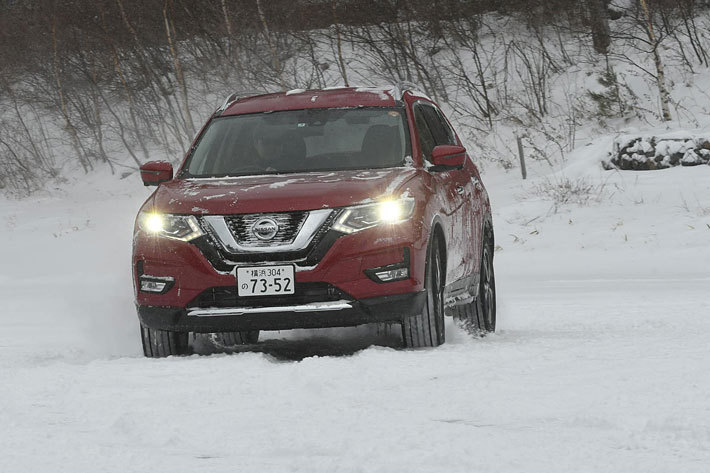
[133, 85, 495, 357]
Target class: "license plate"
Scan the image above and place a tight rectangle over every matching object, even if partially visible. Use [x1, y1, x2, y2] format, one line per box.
[237, 265, 295, 297]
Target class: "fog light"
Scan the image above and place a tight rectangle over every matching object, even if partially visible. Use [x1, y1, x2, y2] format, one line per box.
[139, 275, 175, 294]
[141, 280, 166, 292]
[364, 248, 411, 283]
[375, 267, 409, 282]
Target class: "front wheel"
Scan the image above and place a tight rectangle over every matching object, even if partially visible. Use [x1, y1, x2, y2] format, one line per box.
[140, 324, 190, 358]
[455, 232, 496, 333]
[402, 237, 445, 348]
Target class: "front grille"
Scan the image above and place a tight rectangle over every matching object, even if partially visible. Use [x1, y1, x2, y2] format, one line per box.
[192, 210, 343, 272]
[225, 211, 307, 247]
[188, 283, 351, 309]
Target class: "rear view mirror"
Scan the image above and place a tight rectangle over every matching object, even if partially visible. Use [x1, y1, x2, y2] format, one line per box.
[140, 161, 173, 186]
[431, 145, 466, 169]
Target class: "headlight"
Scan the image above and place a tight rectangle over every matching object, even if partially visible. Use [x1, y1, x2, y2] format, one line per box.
[332, 198, 415, 234]
[138, 212, 204, 241]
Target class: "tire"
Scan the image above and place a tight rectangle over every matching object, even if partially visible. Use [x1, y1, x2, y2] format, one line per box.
[211, 331, 260, 348]
[140, 324, 190, 358]
[455, 229, 496, 334]
[402, 236, 445, 348]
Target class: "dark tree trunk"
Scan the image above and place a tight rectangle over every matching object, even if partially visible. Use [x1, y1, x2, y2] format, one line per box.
[588, 0, 611, 55]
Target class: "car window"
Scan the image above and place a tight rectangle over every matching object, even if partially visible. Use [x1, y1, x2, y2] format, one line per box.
[413, 104, 437, 162]
[420, 104, 457, 147]
[433, 107, 458, 146]
[182, 107, 411, 177]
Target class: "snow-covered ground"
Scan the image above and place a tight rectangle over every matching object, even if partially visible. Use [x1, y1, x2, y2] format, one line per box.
[1, 142, 709, 472]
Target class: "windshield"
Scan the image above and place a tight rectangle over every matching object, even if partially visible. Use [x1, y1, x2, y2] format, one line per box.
[182, 107, 411, 178]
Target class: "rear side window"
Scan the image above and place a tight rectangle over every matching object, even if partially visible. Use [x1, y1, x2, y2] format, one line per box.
[413, 105, 437, 161]
[420, 104, 457, 147]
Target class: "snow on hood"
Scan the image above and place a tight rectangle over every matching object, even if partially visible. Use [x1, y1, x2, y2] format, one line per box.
[151, 168, 419, 215]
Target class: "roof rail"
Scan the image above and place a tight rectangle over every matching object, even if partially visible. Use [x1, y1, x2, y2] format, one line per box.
[216, 90, 263, 114]
[393, 81, 420, 100]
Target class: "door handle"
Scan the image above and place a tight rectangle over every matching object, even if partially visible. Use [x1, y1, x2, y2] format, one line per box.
[456, 185, 465, 195]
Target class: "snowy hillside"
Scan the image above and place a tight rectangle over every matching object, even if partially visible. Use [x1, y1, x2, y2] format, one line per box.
[2, 139, 708, 471]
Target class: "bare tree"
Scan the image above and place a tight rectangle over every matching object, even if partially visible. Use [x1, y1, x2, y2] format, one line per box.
[639, 0, 673, 121]
[332, 1, 350, 86]
[163, 0, 196, 135]
[256, 0, 287, 90]
[51, 16, 92, 172]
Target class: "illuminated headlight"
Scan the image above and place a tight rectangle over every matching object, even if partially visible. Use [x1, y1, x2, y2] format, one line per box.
[138, 212, 204, 241]
[332, 198, 415, 234]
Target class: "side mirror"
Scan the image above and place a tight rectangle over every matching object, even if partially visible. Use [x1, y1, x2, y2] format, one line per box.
[431, 145, 466, 169]
[140, 161, 173, 186]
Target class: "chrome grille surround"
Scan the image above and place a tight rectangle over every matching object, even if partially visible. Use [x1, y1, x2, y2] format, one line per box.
[201, 209, 333, 254]
[226, 212, 307, 247]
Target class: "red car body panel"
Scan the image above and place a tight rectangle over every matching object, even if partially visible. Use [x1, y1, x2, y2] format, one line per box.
[134, 218, 425, 305]
[219, 88, 399, 117]
[149, 168, 419, 215]
[133, 87, 492, 333]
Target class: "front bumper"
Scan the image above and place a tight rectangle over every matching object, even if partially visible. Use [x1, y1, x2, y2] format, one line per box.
[137, 291, 426, 332]
[134, 218, 427, 307]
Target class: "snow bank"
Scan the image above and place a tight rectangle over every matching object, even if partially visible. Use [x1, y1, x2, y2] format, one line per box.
[605, 134, 710, 170]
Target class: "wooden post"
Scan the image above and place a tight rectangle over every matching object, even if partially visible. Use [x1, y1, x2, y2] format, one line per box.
[516, 134, 527, 180]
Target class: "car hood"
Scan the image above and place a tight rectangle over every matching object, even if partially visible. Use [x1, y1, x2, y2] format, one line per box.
[150, 168, 420, 215]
